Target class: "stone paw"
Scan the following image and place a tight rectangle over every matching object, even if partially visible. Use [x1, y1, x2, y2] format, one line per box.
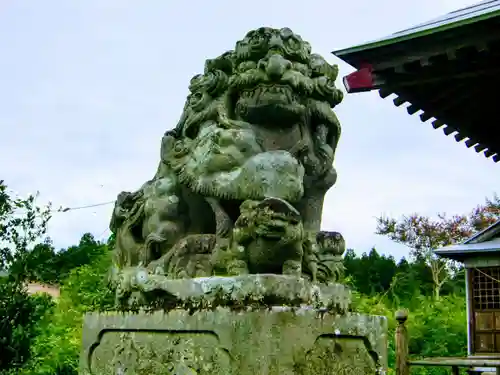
[282, 260, 302, 278]
[146, 260, 166, 275]
[227, 260, 249, 276]
[216, 216, 233, 238]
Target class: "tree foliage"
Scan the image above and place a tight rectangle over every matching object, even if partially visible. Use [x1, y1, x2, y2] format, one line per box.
[0, 181, 55, 373]
[21, 247, 114, 375]
[344, 248, 397, 295]
[0, 180, 52, 277]
[352, 293, 466, 375]
[344, 249, 464, 307]
[0, 278, 54, 373]
[8, 233, 109, 285]
[376, 195, 500, 299]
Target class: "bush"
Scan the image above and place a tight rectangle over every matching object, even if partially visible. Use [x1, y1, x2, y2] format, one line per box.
[21, 249, 114, 375]
[351, 292, 467, 375]
[0, 278, 54, 373]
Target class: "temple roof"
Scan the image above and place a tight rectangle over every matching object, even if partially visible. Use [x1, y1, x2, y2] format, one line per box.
[332, 1, 500, 162]
[434, 219, 500, 261]
[334, 1, 500, 59]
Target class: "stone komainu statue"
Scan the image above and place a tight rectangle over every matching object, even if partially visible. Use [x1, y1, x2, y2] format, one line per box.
[109, 27, 346, 305]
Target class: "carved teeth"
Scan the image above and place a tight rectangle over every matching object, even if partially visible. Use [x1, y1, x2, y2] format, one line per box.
[252, 87, 262, 100]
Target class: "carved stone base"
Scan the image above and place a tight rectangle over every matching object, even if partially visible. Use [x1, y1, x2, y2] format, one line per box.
[115, 273, 352, 312]
[81, 277, 387, 374]
[81, 309, 387, 374]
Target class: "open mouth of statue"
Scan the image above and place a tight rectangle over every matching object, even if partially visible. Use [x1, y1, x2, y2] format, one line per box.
[240, 84, 299, 105]
[234, 84, 305, 125]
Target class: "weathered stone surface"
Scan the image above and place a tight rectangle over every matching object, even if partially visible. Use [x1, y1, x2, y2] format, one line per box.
[82, 26, 389, 374]
[115, 273, 352, 313]
[81, 308, 387, 374]
[108, 27, 347, 307]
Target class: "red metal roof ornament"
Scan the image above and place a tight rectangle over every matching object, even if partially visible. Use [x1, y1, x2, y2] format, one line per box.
[343, 63, 376, 93]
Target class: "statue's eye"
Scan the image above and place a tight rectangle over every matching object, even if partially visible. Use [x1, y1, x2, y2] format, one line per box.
[237, 61, 257, 72]
[173, 142, 184, 152]
[189, 92, 203, 104]
[250, 34, 266, 46]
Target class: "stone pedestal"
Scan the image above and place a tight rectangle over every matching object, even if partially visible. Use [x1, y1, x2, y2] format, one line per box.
[80, 275, 387, 374]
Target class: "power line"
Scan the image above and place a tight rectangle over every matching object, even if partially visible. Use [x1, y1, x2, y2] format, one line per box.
[96, 227, 110, 239]
[9, 200, 116, 217]
[55, 200, 115, 213]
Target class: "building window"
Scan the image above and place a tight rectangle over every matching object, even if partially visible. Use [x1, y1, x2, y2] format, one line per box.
[471, 267, 500, 353]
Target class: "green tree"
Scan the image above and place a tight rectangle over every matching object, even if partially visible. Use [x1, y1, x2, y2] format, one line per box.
[9, 240, 58, 284]
[376, 195, 500, 300]
[8, 233, 108, 286]
[54, 233, 108, 282]
[441, 266, 466, 296]
[0, 181, 55, 373]
[0, 278, 54, 373]
[22, 243, 114, 375]
[344, 248, 398, 295]
[0, 180, 52, 280]
[389, 258, 420, 305]
[352, 291, 467, 375]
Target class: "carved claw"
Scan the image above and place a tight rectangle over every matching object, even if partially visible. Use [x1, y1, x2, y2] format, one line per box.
[146, 259, 166, 276]
[177, 270, 189, 279]
[282, 259, 302, 278]
[308, 261, 318, 283]
[216, 214, 233, 238]
[206, 197, 233, 238]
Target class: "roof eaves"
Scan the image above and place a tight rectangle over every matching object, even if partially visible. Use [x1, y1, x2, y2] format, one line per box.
[332, 1, 500, 60]
[434, 245, 500, 262]
[372, 89, 500, 163]
[465, 219, 500, 244]
[435, 242, 500, 254]
[434, 219, 500, 258]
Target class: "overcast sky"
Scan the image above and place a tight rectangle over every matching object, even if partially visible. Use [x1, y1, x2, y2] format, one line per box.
[1, 0, 497, 259]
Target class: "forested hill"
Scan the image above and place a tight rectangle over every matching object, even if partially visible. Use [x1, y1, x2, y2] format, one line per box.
[344, 248, 465, 300]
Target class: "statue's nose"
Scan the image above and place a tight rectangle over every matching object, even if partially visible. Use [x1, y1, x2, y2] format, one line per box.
[266, 54, 291, 80]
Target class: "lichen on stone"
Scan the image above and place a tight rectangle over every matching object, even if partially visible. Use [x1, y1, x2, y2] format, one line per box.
[108, 26, 346, 310]
[115, 273, 352, 314]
